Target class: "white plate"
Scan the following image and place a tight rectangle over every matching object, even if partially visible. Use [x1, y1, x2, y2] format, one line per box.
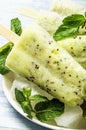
[2, 0, 86, 130]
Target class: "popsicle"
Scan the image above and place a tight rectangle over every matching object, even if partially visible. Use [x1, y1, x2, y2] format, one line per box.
[19, 8, 63, 35]
[50, 0, 85, 16]
[19, 8, 86, 69]
[57, 36, 86, 69]
[0, 23, 86, 106]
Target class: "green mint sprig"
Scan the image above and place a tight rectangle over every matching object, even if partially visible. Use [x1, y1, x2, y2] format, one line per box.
[53, 12, 86, 41]
[11, 18, 22, 36]
[15, 88, 64, 122]
[0, 42, 13, 75]
[0, 18, 22, 75]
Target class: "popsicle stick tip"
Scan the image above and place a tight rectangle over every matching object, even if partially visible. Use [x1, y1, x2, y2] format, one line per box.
[19, 7, 40, 19]
[0, 24, 19, 43]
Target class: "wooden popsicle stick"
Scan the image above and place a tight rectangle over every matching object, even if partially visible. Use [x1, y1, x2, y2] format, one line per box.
[0, 24, 19, 43]
[19, 7, 40, 19]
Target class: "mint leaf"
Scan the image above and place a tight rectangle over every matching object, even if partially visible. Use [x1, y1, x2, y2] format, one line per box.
[54, 25, 78, 41]
[29, 95, 48, 102]
[21, 101, 33, 119]
[0, 42, 13, 75]
[15, 88, 26, 104]
[63, 14, 85, 27]
[15, 88, 33, 118]
[23, 88, 31, 100]
[11, 18, 22, 36]
[35, 98, 64, 122]
[54, 13, 86, 41]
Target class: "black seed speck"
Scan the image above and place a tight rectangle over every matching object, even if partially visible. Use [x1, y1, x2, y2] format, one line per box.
[46, 80, 49, 82]
[47, 61, 50, 64]
[71, 47, 73, 49]
[57, 49, 59, 51]
[83, 48, 86, 52]
[60, 59, 62, 62]
[79, 81, 81, 83]
[46, 85, 48, 87]
[26, 77, 30, 81]
[37, 44, 39, 47]
[79, 37, 81, 39]
[74, 91, 78, 95]
[65, 66, 68, 69]
[54, 61, 59, 65]
[49, 56, 51, 58]
[47, 88, 51, 92]
[58, 67, 60, 70]
[26, 76, 35, 82]
[71, 51, 74, 55]
[50, 82, 54, 84]
[49, 41, 51, 44]
[78, 85, 81, 88]
[61, 72, 66, 75]
[53, 61, 57, 64]
[35, 64, 39, 69]
[32, 61, 35, 64]
[76, 75, 78, 78]
[57, 61, 59, 64]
